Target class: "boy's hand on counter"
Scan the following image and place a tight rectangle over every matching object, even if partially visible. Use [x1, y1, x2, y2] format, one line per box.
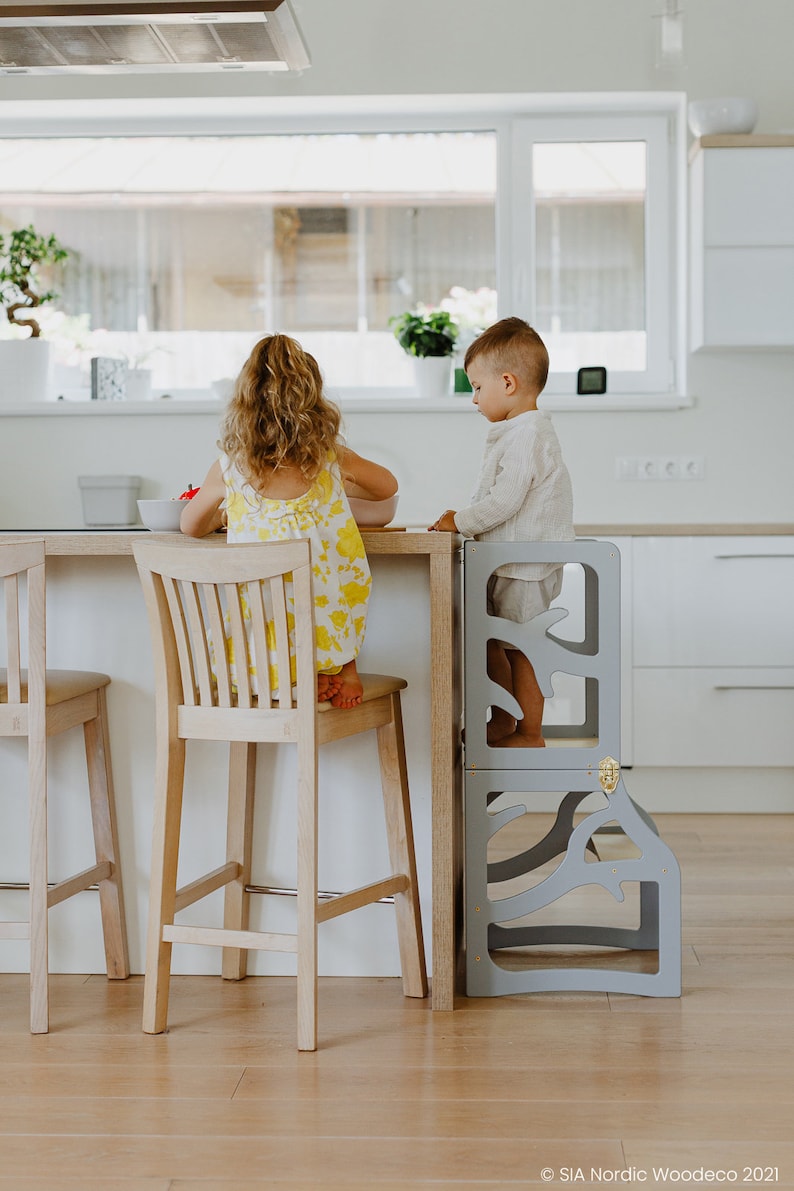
[429, 510, 458, 532]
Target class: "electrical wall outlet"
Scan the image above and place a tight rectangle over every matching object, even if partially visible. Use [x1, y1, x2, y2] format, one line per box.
[616, 454, 706, 481]
[680, 455, 705, 480]
[615, 456, 637, 480]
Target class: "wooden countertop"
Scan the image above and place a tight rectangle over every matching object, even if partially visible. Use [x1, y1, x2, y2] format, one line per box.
[0, 528, 462, 556]
[1, 524, 791, 556]
[692, 134, 794, 150]
[575, 523, 794, 537]
[688, 133, 794, 164]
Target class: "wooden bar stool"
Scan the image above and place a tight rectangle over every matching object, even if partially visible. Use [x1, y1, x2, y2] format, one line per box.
[133, 537, 427, 1051]
[0, 539, 130, 1033]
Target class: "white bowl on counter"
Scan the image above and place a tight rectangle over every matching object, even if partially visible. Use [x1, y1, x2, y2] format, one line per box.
[688, 97, 758, 137]
[348, 494, 399, 528]
[137, 498, 189, 532]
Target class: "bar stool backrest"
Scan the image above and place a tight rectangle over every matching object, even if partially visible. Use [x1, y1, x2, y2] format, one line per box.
[134, 538, 317, 743]
[1, 539, 46, 727]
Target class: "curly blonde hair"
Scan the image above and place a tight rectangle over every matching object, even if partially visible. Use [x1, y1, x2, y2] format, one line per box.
[219, 334, 341, 487]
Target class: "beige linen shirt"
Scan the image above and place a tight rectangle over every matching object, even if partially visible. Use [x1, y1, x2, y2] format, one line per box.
[454, 409, 575, 580]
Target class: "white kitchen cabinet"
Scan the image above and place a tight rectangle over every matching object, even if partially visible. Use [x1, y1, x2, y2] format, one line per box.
[633, 667, 794, 767]
[689, 138, 794, 349]
[633, 537, 794, 667]
[631, 536, 794, 766]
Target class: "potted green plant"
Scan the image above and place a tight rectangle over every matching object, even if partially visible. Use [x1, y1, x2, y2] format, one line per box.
[0, 225, 69, 405]
[1, 225, 68, 338]
[389, 308, 459, 398]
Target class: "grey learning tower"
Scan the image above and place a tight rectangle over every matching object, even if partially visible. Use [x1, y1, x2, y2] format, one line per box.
[463, 539, 681, 997]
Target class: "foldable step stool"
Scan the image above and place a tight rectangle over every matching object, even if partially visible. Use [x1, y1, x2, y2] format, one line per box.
[464, 539, 681, 997]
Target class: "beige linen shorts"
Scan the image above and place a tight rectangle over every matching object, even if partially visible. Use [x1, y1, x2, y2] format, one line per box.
[486, 566, 563, 626]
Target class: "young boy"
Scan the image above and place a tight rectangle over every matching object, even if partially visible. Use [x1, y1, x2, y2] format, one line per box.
[429, 317, 574, 747]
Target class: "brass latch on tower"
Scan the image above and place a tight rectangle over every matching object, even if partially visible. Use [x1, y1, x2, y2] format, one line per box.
[598, 755, 620, 793]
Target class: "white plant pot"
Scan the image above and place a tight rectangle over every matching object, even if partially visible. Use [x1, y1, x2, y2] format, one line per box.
[0, 338, 52, 405]
[125, 368, 153, 401]
[413, 355, 452, 399]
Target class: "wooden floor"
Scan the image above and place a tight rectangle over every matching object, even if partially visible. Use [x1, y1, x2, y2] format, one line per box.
[1, 813, 793, 1190]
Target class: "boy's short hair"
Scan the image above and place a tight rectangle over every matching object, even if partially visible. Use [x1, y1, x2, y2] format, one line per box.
[464, 317, 549, 394]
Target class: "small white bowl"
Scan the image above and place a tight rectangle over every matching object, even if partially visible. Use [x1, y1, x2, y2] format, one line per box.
[348, 494, 399, 528]
[137, 498, 190, 532]
[688, 97, 758, 137]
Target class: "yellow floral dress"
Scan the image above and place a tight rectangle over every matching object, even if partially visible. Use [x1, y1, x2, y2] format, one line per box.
[220, 451, 371, 694]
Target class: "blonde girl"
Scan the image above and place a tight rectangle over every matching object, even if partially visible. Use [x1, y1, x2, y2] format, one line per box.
[182, 334, 397, 708]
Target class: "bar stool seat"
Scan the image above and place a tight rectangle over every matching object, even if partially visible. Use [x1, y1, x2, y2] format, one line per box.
[0, 539, 130, 1033]
[133, 537, 427, 1051]
[1, 669, 113, 706]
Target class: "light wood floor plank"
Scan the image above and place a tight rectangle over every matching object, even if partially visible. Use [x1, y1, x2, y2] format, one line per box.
[0, 1136, 627, 1183]
[0, 1093, 792, 1143]
[0, 813, 792, 1187]
[0, 1183, 170, 1191]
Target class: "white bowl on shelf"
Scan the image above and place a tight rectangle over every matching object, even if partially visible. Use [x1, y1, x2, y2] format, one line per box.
[348, 494, 399, 527]
[688, 97, 758, 137]
[137, 498, 189, 532]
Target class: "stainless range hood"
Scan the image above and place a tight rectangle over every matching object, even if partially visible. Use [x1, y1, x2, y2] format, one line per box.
[0, 0, 310, 73]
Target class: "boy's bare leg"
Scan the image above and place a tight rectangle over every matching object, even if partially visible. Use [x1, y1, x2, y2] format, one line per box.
[486, 639, 517, 744]
[330, 659, 364, 709]
[498, 648, 545, 747]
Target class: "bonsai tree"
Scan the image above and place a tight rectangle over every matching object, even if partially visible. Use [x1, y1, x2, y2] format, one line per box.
[389, 308, 459, 358]
[0, 225, 69, 339]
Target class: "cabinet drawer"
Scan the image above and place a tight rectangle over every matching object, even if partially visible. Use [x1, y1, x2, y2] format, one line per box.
[633, 667, 794, 766]
[633, 537, 794, 667]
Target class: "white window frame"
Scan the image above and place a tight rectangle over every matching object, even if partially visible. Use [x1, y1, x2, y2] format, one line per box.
[0, 91, 689, 412]
[507, 114, 675, 399]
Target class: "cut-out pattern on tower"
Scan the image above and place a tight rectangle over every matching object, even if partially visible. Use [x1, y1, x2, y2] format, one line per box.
[464, 539, 681, 997]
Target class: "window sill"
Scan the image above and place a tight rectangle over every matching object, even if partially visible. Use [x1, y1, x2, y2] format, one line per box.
[0, 398, 225, 416]
[541, 392, 694, 412]
[0, 391, 693, 416]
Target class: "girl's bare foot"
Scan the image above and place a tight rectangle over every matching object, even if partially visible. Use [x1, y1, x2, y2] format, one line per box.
[330, 660, 364, 708]
[317, 671, 343, 702]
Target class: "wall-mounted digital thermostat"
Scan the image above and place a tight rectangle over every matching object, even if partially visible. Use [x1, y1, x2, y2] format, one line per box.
[577, 366, 607, 395]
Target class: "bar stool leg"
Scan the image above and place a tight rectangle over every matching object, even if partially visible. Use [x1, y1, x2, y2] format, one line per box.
[377, 692, 428, 1000]
[85, 688, 130, 980]
[222, 741, 257, 980]
[28, 730, 49, 1035]
[296, 741, 319, 1052]
[143, 736, 187, 1035]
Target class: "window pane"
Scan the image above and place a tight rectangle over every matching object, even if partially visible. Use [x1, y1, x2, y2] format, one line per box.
[0, 132, 496, 394]
[533, 141, 646, 373]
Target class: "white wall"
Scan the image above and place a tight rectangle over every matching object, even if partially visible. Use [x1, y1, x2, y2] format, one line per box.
[1, 0, 792, 527]
[0, 0, 792, 129]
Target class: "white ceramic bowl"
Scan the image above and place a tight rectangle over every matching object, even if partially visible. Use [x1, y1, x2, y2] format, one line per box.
[137, 498, 190, 532]
[688, 97, 758, 137]
[348, 494, 399, 527]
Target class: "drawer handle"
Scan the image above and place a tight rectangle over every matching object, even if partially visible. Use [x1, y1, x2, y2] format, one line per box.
[713, 684, 794, 691]
[714, 553, 794, 560]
